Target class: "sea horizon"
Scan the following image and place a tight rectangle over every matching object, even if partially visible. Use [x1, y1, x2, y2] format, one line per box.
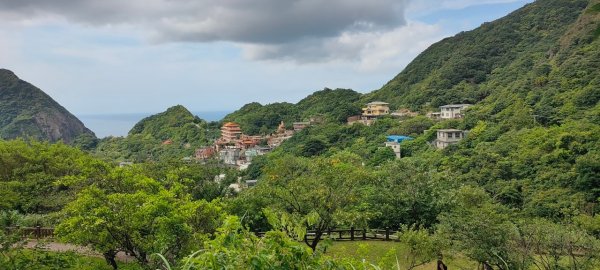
[77, 111, 231, 138]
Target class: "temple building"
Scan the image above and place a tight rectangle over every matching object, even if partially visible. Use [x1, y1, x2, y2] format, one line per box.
[221, 122, 242, 143]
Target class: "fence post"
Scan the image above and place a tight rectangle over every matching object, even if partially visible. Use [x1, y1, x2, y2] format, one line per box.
[385, 228, 390, 241]
[362, 229, 366, 240]
[327, 228, 331, 238]
[36, 226, 41, 239]
[350, 227, 355, 241]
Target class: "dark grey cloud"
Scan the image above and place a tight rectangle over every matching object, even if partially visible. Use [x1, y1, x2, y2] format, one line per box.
[0, 0, 409, 61]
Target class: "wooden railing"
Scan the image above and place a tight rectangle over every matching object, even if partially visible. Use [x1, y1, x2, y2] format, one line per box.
[6, 226, 397, 242]
[5, 226, 55, 239]
[256, 227, 399, 242]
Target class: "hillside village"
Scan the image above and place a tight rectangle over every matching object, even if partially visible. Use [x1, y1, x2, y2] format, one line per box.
[194, 101, 473, 171]
[194, 118, 319, 169]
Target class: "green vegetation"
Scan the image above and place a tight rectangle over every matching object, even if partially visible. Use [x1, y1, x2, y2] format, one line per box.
[222, 88, 361, 135]
[93, 105, 219, 162]
[326, 241, 476, 269]
[2, 0, 600, 269]
[0, 69, 95, 143]
[0, 139, 110, 213]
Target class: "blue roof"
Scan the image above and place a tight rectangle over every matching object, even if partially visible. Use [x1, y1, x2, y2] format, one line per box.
[386, 135, 413, 143]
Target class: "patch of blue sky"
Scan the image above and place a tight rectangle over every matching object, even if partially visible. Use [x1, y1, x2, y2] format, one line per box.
[412, 1, 534, 28]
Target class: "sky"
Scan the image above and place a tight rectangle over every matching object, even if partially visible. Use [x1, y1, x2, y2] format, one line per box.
[0, 0, 534, 117]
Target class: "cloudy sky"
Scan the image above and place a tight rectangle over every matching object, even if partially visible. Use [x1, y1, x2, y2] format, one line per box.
[0, 0, 533, 117]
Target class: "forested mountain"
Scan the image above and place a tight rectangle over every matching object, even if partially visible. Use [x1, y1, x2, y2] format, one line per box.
[243, 0, 600, 236]
[222, 88, 362, 135]
[93, 105, 219, 162]
[367, 0, 599, 125]
[3, 1, 600, 269]
[0, 69, 95, 143]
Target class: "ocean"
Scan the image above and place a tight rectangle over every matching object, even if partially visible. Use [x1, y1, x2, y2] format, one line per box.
[77, 111, 230, 138]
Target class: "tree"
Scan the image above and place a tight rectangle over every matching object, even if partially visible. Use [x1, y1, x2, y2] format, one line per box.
[437, 186, 520, 270]
[397, 225, 444, 270]
[56, 167, 225, 269]
[175, 216, 349, 270]
[258, 152, 373, 250]
[512, 218, 600, 270]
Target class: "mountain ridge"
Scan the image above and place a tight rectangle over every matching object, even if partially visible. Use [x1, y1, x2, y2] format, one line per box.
[0, 69, 95, 143]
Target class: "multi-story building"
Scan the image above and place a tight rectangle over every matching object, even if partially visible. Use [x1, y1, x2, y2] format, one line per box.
[385, 135, 413, 159]
[348, 101, 391, 126]
[435, 129, 466, 149]
[439, 104, 472, 119]
[219, 147, 241, 165]
[362, 101, 390, 117]
[220, 122, 242, 143]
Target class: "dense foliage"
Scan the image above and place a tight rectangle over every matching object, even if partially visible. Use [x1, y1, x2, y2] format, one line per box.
[0, 139, 110, 213]
[367, 0, 596, 115]
[222, 88, 361, 135]
[93, 105, 219, 162]
[2, 0, 600, 269]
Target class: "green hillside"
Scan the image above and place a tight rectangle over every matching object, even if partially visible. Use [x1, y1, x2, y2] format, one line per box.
[243, 0, 600, 227]
[94, 105, 218, 162]
[222, 88, 362, 135]
[0, 69, 95, 143]
[368, 0, 598, 123]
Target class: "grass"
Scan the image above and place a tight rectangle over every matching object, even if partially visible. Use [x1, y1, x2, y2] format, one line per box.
[323, 241, 477, 269]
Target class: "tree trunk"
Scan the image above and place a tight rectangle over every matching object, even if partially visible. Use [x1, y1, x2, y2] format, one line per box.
[309, 229, 324, 251]
[103, 250, 118, 270]
[437, 259, 448, 270]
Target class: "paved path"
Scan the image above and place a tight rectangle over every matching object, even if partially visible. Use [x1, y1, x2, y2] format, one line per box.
[25, 240, 136, 263]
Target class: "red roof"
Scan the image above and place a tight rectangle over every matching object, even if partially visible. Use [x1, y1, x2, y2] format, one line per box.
[223, 122, 240, 127]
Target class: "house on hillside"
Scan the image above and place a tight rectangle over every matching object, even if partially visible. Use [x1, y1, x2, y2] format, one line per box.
[348, 101, 391, 126]
[434, 129, 466, 149]
[385, 135, 413, 159]
[244, 146, 271, 163]
[293, 122, 310, 132]
[439, 104, 472, 119]
[427, 112, 441, 120]
[391, 109, 418, 117]
[195, 147, 215, 160]
[362, 101, 390, 118]
[219, 147, 241, 165]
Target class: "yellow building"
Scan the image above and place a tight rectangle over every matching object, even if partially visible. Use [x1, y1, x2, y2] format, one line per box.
[362, 101, 390, 117]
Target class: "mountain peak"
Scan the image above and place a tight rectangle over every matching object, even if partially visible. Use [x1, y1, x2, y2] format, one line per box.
[0, 69, 95, 143]
[0, 69, 20, 84]
[128, 105, 201, 137]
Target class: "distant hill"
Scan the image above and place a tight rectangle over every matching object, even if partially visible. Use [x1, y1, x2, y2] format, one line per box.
[0, 69, 95, 143]
[94, 105, 218, 162]
[222, 88, 362, 135]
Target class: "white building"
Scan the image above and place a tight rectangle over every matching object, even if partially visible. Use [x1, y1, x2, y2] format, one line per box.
[385, 142, 401, 159]
[439, 104, 472, 119]
[435, 129, 466, 149]
[219, 148, 241, 165]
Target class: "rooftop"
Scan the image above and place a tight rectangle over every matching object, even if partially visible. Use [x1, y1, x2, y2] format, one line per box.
[367, 101, 389, 105]
[437, 129, 463, 132]
[386, 135, 413, 142]
[439, 104, 472, 108]
[223, 122, 240, 127]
